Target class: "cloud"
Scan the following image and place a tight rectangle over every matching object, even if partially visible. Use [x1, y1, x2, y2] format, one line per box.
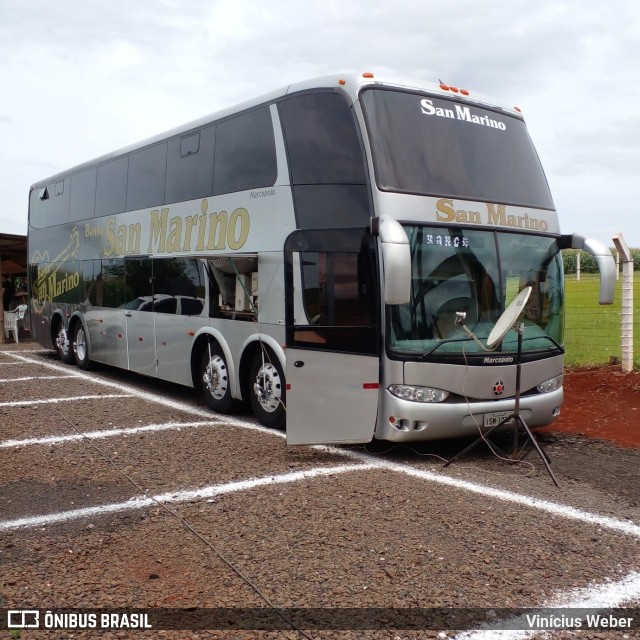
[0, 0, 638, 244]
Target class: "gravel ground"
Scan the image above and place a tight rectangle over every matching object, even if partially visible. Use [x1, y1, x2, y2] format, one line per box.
[1, 342, 638, 640]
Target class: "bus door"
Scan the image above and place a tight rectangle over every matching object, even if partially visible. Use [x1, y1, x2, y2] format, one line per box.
[123, 257, 156, 376]
[284, 228, 380, 445]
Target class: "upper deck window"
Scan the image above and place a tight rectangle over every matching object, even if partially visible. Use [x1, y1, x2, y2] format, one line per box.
[165, 126, 215, 204]
[279, 91, 366, 185]
[213, 107, 277, 195]
[127, 142, 168, 211]
[69, 168, 96, 221]
[279, 91, 371, 229]
[96, 157, 128, 217]
[361, 89, 554, 210]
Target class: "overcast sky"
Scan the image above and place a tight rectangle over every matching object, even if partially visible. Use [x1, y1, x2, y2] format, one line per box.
[1, 0, 638, 247]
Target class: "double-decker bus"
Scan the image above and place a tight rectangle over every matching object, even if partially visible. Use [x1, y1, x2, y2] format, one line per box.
[28, 72, 616, 445]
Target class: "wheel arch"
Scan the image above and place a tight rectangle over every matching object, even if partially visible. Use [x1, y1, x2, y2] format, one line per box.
[50, 308, 76, 364]
[68, 312, 92, 365]
[190, 328, 238, 398]
[49, 309, 68, 346]
[239, 334, 286, 405]
[67, 312, 86, 342]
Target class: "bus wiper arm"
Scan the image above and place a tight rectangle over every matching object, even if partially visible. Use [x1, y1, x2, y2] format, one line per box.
[417, 331, 561, 360]
[418, 336, 474, 359]
[503, 333, 563, 351]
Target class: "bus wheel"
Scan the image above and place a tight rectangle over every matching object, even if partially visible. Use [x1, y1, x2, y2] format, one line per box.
[72, 324, 92, 370]
[200, 346, 233, 414]
[249, 350, 286, 429]
[55, 323, 75, 365]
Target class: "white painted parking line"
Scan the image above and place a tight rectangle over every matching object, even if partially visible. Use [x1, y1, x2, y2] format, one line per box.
[0, 375, 75, 383]
[454, 572, 640, 639]
[0, 463, 374, 532]
[348, 456, 640, 540]
[0, 362, 31, 366]
[5, 352, 282, 435]
[1, 349, 49, 354]
[3, 350, 640, 622]
[0, 394, 133, 407]
[0, 420, 220, 449]
[6, 352, 640, 541]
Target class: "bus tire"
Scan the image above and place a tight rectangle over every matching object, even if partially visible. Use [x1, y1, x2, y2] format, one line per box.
[72, 323, 92, 370]
[54, 321, 75, 365]
[248, 349, 286, 429]
[200, 346, 234, 414]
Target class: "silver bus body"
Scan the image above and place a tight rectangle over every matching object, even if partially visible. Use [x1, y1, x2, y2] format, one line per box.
[27, 73, 616, 445]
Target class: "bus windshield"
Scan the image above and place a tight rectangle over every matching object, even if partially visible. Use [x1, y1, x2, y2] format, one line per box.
[360, 88, 554, 209]
[389, 227, 564, 358]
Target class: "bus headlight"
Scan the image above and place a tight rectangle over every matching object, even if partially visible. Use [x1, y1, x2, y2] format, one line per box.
[537, 374, 563, 394]
[388, 384, 450, 403]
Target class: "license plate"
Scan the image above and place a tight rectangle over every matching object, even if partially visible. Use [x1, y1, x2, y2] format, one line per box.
[483, 412, 513, 427]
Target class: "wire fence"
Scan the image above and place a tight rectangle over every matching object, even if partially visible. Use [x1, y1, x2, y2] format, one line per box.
[563, 271, 639, 368]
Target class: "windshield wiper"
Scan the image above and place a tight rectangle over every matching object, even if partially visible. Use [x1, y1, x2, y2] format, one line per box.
[417, 336, 475, 359]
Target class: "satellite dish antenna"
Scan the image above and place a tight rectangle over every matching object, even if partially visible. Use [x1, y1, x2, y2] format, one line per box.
[486, 286, 532, 350]
[446, 282, 559, 487]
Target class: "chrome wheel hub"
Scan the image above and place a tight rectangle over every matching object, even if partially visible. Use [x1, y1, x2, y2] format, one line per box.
[253, 362, 282, 413]
[203, 355, 228, 400]
[74, 328, 87, 361]
[56, 327, 70, 357]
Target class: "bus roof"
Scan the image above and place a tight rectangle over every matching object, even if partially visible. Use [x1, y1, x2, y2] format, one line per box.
[30, 72, 522, 190]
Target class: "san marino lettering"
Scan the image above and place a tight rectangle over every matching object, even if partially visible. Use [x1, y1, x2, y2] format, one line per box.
[435, 198, 548, 232]
[103, 199, 251, 257]
[39, 272, 80, 302]
[420, 99, 507, 131]
[32, 227, 81, 305]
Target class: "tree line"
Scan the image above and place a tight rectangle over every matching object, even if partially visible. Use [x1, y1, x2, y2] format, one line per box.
[563, 248, 640, 274]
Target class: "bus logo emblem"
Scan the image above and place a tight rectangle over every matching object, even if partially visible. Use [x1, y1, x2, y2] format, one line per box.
[493, 381, 505, 396]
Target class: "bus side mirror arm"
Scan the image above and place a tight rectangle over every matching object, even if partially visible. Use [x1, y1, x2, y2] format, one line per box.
[561, 233, 616, 304]
[372, 216, 411, 305]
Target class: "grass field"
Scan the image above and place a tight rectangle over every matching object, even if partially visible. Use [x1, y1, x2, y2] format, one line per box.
[563, 272, 640, 367]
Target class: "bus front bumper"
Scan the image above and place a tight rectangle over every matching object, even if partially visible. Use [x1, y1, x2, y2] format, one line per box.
[375, 388, 563, 442]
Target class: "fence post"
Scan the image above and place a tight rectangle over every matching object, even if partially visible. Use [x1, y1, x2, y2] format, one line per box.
[0, 259, 4, 345]
[576, 250, 581, 281]
[612, 233, 634, 372]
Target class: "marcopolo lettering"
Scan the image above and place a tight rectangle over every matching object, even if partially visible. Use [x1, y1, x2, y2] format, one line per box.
[483, 356, 514, 364]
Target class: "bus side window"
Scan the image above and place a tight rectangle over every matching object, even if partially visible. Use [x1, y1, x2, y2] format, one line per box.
[99, 259, 126, 309]
[165, 126, 215, 204]
[124, 257, 152, 310]
[96, 158, 128, 217]
[213, 107, 277, 195]
[37, 177, 71, 225]
[127, 143, 168, 211]
[296, 248, 377, 354]
[153, 258, 205, 316]
[279, 92, 366, 185]
[279, 91, 371, 229]
[70, 168, 97, 222]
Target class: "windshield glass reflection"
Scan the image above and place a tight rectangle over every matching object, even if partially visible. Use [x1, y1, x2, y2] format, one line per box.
[389, 227, 564, 357]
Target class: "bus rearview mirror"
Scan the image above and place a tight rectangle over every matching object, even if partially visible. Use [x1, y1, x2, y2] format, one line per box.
[564, 234, 616, 305]
[374, 216, 411, 305]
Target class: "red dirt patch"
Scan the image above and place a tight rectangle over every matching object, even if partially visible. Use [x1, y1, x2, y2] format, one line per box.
[550, 367, 640, 447]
